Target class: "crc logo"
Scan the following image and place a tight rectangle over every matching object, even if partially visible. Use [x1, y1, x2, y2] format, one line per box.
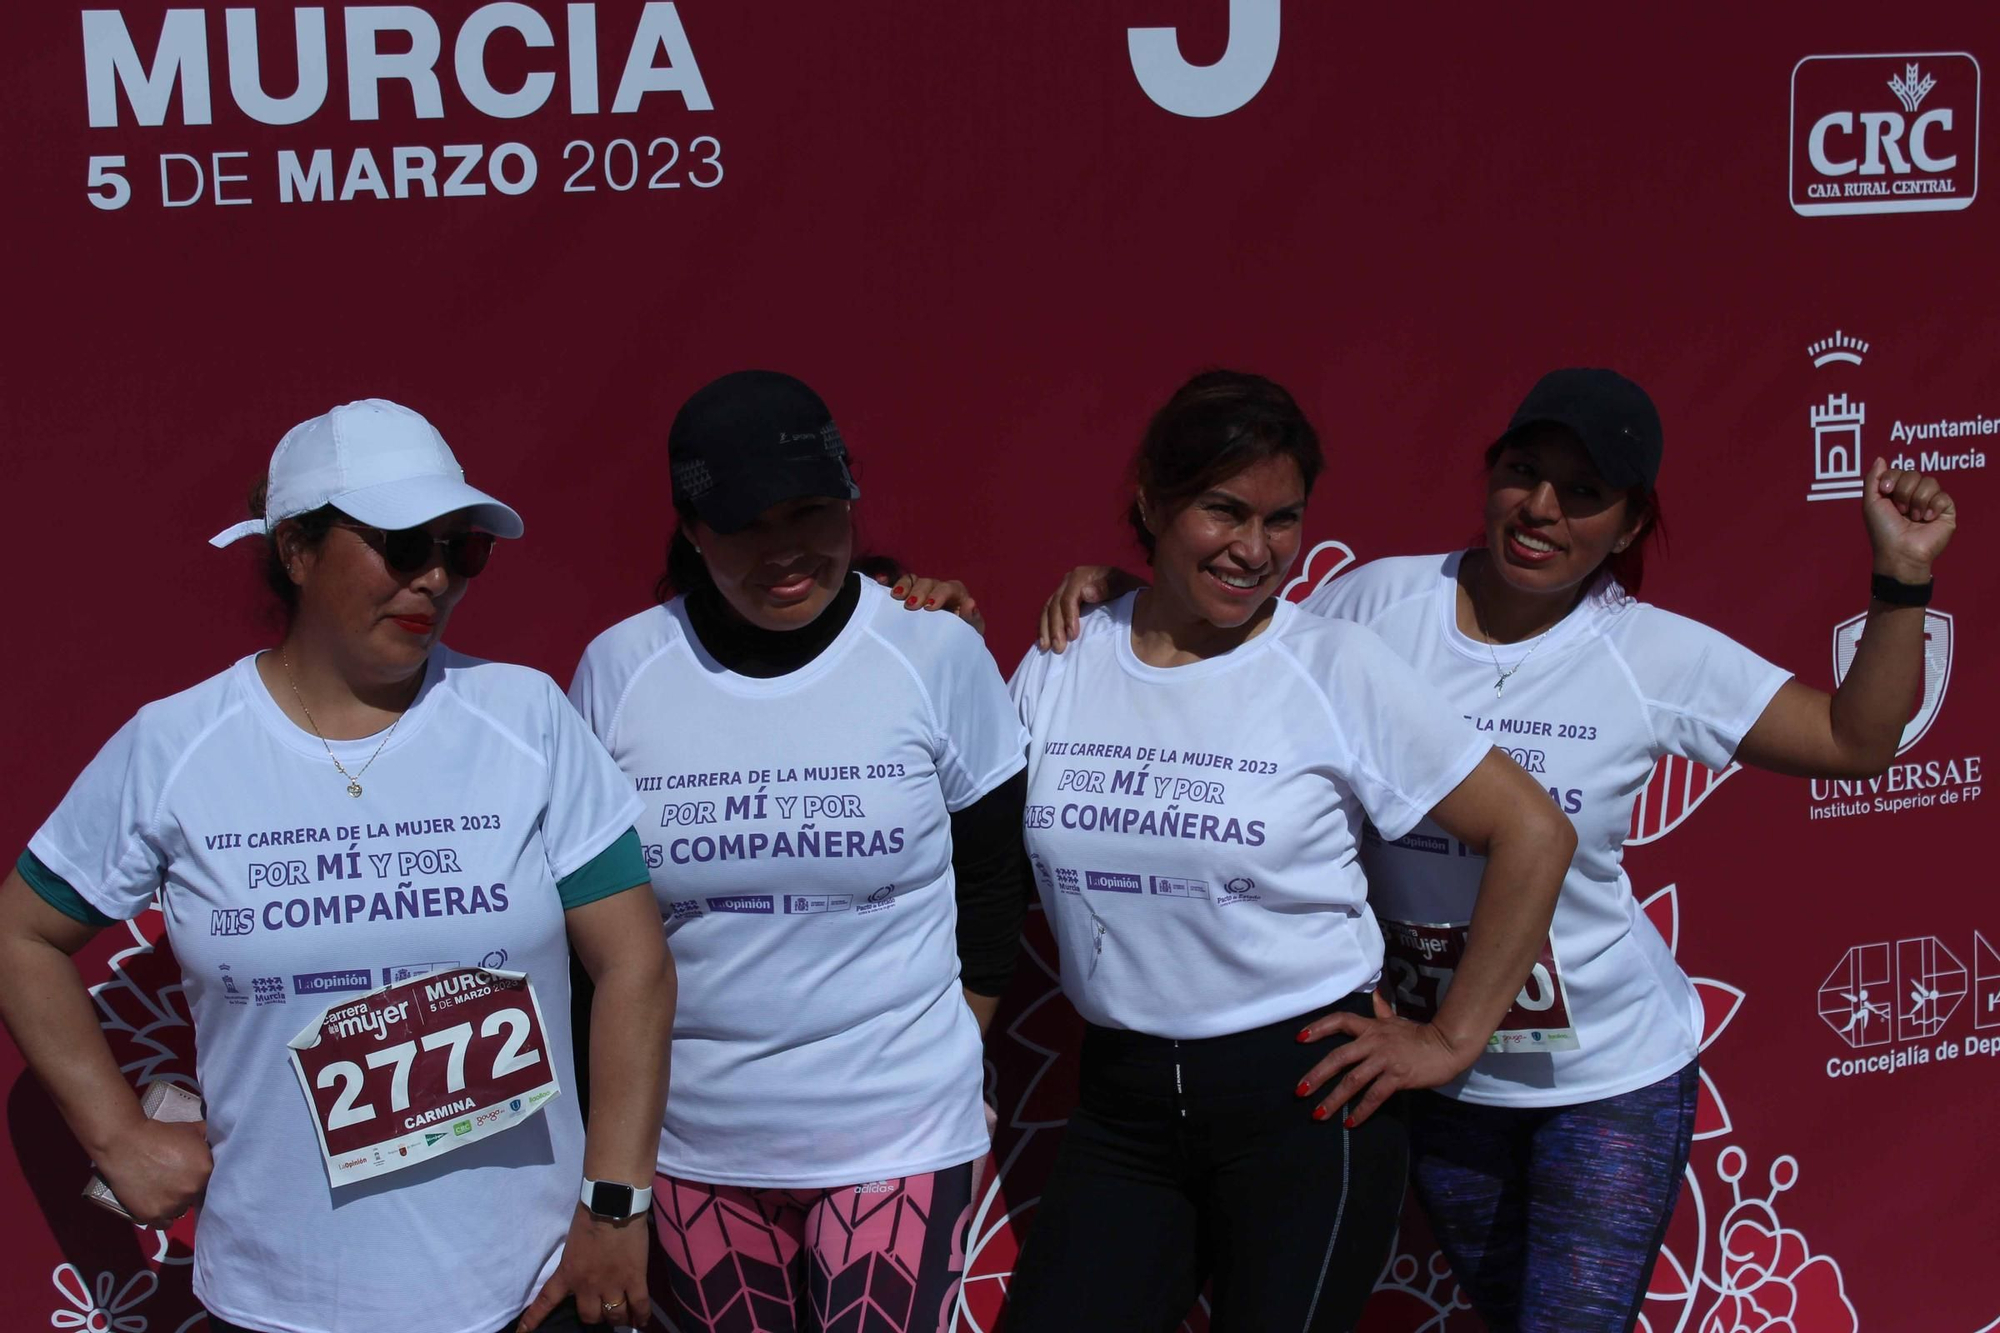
[1790, 53, 1980, 216]
[1833, 608, 1951, 754]
[210, 908, 255, 936]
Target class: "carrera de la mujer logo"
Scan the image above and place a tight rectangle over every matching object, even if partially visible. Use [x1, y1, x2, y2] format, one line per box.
[1790, 53, 1980, 216]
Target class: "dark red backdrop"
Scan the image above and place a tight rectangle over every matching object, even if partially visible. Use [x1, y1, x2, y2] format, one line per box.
[5, 4, 1994, 1329]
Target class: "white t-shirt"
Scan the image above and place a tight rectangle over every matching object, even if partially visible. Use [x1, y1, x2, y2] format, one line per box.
[29, 650, 642, 1333]
[1303, 552, 1791, 1106]
[1010, 593, 1492, 1040]
[570, 578, 1028, 1189]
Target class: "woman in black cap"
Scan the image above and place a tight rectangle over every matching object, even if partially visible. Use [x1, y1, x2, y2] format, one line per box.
[951, 366, 1958, 1331]
[569, 370, 1030, 1333]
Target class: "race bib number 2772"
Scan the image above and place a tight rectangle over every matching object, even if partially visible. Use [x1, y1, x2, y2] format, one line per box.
[287, 967, 560, 1186]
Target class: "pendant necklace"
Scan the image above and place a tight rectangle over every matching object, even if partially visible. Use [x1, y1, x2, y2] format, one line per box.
[1485, 635, 1550, 697]
[281, 653, 400, 797]
[1471, 566, 1555, 697]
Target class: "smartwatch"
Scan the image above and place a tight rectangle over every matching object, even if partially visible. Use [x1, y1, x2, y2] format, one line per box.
[581, 1177, 654, 1221]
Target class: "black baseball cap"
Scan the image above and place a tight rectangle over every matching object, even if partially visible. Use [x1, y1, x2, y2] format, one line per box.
[668, 370, 861, 533]
[1501, 368, 1663, 491]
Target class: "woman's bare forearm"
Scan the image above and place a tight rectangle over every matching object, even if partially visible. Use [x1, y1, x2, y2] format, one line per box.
[1433, 815, 1571, 1056]
[570, 889, 676, 1185]
[0, 872, 146, 1156]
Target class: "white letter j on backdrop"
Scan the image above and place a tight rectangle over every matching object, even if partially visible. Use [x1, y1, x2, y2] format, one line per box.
[1128, 0, 1280, 118]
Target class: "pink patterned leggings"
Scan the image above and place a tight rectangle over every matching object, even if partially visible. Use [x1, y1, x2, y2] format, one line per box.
[652, 1162, 977, 1333]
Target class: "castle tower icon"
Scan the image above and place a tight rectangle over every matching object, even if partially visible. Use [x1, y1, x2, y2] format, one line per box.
[1807, 394, 1865, 501]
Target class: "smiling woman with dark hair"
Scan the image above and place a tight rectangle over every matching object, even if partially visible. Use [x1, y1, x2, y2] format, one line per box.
[995, 370, 1573, 1332]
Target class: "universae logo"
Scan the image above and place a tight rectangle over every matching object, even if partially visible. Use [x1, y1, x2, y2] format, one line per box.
[1790, 52, 1980, 216]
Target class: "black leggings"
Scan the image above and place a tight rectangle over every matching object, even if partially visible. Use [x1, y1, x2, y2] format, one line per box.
[1004, 995, 1408, 1333]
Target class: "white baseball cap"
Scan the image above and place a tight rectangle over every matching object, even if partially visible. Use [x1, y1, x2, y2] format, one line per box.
[209, 398, 524, 547]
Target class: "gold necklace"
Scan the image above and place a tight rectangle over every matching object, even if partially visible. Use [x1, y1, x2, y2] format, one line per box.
[280, 654, 401, 798]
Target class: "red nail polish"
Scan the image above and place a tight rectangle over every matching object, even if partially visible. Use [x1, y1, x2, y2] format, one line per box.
[1312, 1105, 1330, 1121]
[906, 598, 919, 608]
[1343, 1116, 1356, 1129]
[1296, 1028, 1311, 1043]
[925, 598, 937, 607]
[1295, 1080, 1311, 1097]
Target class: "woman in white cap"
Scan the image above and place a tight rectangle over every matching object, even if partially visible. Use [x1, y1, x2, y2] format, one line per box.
[0, 399, 674, 1333]
[1009, 367, 1959, 1331]
[569, 370, 1031, 1333]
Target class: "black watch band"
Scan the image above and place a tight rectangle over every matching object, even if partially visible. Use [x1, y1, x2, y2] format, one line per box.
[1870, 572, 1934, 607]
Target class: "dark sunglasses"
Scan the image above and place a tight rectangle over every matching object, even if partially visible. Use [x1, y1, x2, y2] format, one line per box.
[337, 522, 496, 578]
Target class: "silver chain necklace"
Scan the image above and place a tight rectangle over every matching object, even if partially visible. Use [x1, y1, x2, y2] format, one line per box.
[281, 653, 400, 797]
[1470, 563, 1556, 697]
[1484, 633, 1551, 697]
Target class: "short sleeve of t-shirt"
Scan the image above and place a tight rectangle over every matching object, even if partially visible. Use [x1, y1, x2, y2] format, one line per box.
[566, 625, 635, 742]
[1284, 621, 1493, 843]
[536, 675, 646, 880]
[29, 711, 177, 921]
[1007, 638, 1065, 737]
[884, 619, 1027, 812]
[1612, 607, 1792, 770]
[1297, 566, 1364, 622]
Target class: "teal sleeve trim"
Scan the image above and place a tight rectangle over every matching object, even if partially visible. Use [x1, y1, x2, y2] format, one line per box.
[17, 851, 117, 928]
[558, 829, 650, 911]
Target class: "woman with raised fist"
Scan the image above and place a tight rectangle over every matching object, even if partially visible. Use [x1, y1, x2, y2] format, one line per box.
[1014, 367, 1959, 1332]
[0, 399, 673, 1333]
[983, 370, 1573, 1332]
[569, 370, 1031, 1333]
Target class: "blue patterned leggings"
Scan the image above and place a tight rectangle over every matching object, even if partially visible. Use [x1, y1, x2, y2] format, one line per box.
[1406, 1059, 1698, 1333]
